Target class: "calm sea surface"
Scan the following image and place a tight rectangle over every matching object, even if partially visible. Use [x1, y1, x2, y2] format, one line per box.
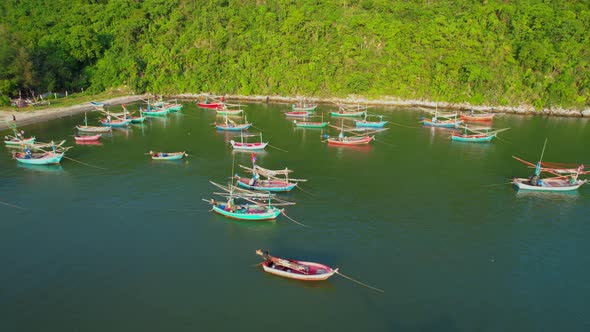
[1, 102, 589, 331]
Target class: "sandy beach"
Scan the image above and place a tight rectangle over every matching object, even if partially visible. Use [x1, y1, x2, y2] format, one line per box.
[0, 94, 151, 131]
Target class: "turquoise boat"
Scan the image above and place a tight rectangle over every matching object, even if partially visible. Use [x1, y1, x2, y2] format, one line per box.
[355, 120, 388, 128]
[211, 204, 282, 221]
[421, 119, 461, 128]
[150, 151, 187, 160]
[292, 104, 317, 112]
[13, 152, 64, 165]
[100, 119, 132, 127]
[4, 136, 36, 146]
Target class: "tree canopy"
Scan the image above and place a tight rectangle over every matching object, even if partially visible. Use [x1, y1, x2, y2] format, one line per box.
[1, 0, 589, 109]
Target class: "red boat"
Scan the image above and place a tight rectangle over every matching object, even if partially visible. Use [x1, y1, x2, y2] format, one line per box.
[256, 250, 338, 281]
[460, 113, 494, 122]
[198, 102, 224, 109]
[74, 134, 101, 142]
[327, 135, 374, 146]
[285, 111, 311, 117]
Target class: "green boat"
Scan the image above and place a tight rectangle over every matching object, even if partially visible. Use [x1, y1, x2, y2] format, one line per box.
[293, 120, 328, 128]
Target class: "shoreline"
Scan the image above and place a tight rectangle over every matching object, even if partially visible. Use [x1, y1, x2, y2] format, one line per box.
[173, 93, 590, 118]
[2, 93, 589, 131]
[0, 94, 151, 131]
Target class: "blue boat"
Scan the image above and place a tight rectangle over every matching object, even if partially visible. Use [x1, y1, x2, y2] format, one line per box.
[451, 132, 495, 142]
[100, 119, 131, 127]
[90, 101, 105, 108]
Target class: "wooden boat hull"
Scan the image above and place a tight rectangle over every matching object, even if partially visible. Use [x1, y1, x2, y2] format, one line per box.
[151, 152, 186, 160]
[74, 134, 101, 142]
[460, 114, 494, 122]
[261, 261, 337, 281]
[100, 119, 131, 127]
[216, 124, 252, 131]
[512, 178, 586, 192]
[294, 122, 328, 128]
[285, 111, 311, 117]
[327, 136, 374, 146]
[230, 141, 268, 150]
[422, 119, 462, 128]
[216, 109, 243, 115]
[330, 111, 366, 117]
[451, 133, 495, 142]
[355, 121, 388, 128]
[4, 137, 36, 146]
[14, 152, 63, 165]
[129, 116, 146, 123]
[212, 205, 281, 221]
[76, 126, 112, 133]
[292, 105, 317, 112]
[236, 178, 296, 192]
[198, 102, 224, 109]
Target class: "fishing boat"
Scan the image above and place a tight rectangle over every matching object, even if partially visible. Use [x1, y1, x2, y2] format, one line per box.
[12, 140, 71, 165]
[355, 115, 388, 128]
[235, 154, 305, 192]
[330, 104, 369, 117]
[327, 135, 374, 146]
[421, 111, 462, 128]
[291, 100, 317, 112]
[140, 105, 169, 116]
[460, 111, 495, 122]
[90, 101, 105, 109]
[74, 134, 101, 142]
[154, 99, 183, 112]
[511, 139, 589, 192]
[128, 115, 146, 123]
[451, 126, 509, 143]
[285, 111, 312, 117]
[215, 114, 252, 131]
[206, 181, 294, 222]
[13, 151, 64, 165]
[149, 151, 187, 160]
[293, 119, 328, 128]
[77, 114, 112, 133]
[3, 125, 36, 146]
[230, 132, 268, 151]
[99, 118, 131, 127]
[255, 250, 337, 281]
[198, 95, 225, 109]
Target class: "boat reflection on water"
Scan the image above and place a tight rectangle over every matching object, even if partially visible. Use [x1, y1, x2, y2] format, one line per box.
[515, 189, 580, 202]
[75, 140, 103, 146]
[329, 143, 373, 153]
[17, 163, 65, 174]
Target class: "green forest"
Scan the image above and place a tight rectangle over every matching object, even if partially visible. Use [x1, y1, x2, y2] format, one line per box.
[1, 0, 589, 109]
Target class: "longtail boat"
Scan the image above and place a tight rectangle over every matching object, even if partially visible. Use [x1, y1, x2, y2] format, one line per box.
[285, 111, 312, 117]
[215, 114, 252, 131]
[235, 154, 305, 192]
[100, 118, 131, 127]
[421, 111, 462, 128]
[331, 104, 369, 117]
[149, 151, 187, 160]
[230, 132, 268, 151]
[451, 126, 509, 143]
[13, 151, 64, 165]
[206, 181, 294, 222]
[512, 139, 589, 192]
[355, 115, 388, 128]
[255, 250, 337, 281]
[460, 112, 495, 122]
[293, 120, 328, 128]
[3, 124, 36, 147]
[291, 100, 317, 112]
[74, 134, 101, 142]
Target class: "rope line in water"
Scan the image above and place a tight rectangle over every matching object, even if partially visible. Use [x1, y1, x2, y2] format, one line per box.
[268, 144, 289, 153]
[63, 156, 107, 170]
[0, 200, 25, 210]
[296, 185, 316, 197]
[335, 271, 384, 293]
[281, 211, 311, 228]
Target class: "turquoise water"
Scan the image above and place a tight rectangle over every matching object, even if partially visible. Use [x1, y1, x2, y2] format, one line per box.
[1, 102, 589, 331]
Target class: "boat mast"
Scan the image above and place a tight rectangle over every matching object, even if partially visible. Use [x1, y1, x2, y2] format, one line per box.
[536, 138, 549, 176]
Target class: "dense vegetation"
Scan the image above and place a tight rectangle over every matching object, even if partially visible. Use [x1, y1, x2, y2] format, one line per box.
[1, 0, 589, 109]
